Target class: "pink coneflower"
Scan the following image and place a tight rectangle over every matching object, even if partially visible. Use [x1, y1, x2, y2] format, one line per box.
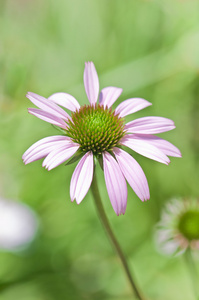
[22, 62, 181, 215]
[155, 198, 199, 256]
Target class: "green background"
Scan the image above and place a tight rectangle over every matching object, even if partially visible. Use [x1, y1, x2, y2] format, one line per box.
[0, 0, 199, 299]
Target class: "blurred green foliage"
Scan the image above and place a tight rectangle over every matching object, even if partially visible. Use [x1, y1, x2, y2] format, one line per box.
[0, 0, 199, 299]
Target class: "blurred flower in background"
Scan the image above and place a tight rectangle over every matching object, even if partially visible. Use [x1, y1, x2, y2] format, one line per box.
[155, 198, 199, 256]
[1, 0, 199, 298]
[0, 197, 39, 252]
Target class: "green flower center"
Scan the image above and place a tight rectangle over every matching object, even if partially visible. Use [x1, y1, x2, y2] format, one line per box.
[65, 104, 125, 156]
[178, 210, 199, 241]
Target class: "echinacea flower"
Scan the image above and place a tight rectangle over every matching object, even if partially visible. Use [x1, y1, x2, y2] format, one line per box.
[155, 198, 199, 256]
[22, 62, 181, 215]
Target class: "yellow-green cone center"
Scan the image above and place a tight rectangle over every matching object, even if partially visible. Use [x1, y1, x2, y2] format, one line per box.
[65, 104, 125, 155]
[178, 210, 199, 241]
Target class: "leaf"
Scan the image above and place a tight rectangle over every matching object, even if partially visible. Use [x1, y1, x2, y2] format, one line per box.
[65, 150, 84, 166]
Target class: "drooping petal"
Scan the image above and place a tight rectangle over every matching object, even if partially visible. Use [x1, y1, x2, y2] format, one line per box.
[22, 136, 73, 164]
[99, 87, 123, 108]
[70, 151, 94, 204]
[23, 136, 69, 157]
[42, 144, 79, 170]
[24, 142, 67, 164]
[121, 135, 170, 165]
[23, 145, 54, 165]
[103, 151, 127, 215]
[48, 92, 80, 112]
[115, 98, 152, 118]
[131, 134, 182, 157]
[27, 92, 70, 121]
[113, 147, 150, 201]
[23, 145, 56, 164]
[84, 62, 99, 105]
[28, 108, 68, 129]
[125, 117, 175, 134]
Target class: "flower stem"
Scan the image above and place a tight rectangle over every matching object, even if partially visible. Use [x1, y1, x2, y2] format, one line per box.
[90, 169, 146, 300]
[184, 247, 199, 300]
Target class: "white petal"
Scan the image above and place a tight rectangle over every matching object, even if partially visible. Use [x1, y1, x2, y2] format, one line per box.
[103, 152, 127, 215]
[125, 117, 175, 134]
[48, 92, 80, 112]
[121, 135, 170, 164]
[99, 87, 122, 108]
[70, 152, 94, 204]
[113, 147, 150, 201]
[155, 228, 180, 256]
[115, 98, 151, 118]
[84, 62, 99, 105]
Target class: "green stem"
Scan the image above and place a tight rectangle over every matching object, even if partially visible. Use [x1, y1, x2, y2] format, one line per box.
[184, 247, 199, 300]
[90, 169, 146, 300]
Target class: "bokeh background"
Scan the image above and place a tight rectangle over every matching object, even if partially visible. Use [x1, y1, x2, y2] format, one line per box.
[0, 0, 199, 299]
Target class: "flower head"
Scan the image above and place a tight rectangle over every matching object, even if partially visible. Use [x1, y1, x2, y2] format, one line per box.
[155, 198, 199, 256]
[22, 62, 181, 215]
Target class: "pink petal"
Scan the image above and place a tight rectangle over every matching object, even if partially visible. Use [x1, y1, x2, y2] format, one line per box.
[84, 62, 99, 105]
[25, 140, 75, 163]
[103, 151, 127, 215]
[23, 142, 64, 164]
[115, 98, 152, 118]
[22, 136, 73, 164]
[125, 117, 175, 134]
[70, 152, 94, 204]
[28, 108, 68, 129]
[42, 144, 79, 170]
[121, 135, 170, 165]
[27, 92, 70, 121]
[113, 148, 150, 201]
[48, 92, 80, 112]
[23, 145, 59, 165]
[131, 134, 182, 157]
[23, 136, 71, 158]
[99, 87, 122, 108]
